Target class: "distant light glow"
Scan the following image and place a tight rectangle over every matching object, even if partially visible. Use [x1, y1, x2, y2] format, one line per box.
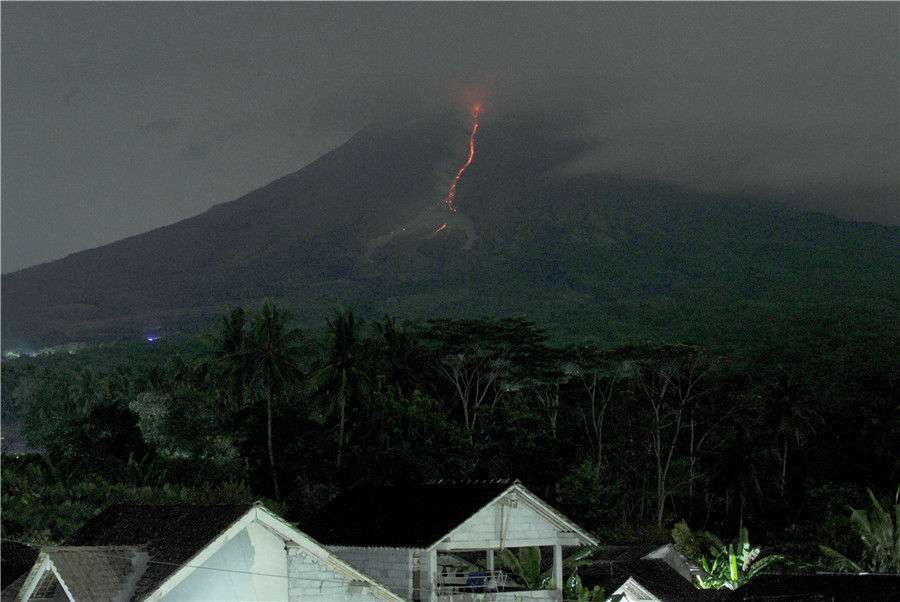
[146, 335, 159, 343]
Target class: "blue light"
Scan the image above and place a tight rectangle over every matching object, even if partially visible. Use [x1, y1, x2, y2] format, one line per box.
[146, 335, 159, 343]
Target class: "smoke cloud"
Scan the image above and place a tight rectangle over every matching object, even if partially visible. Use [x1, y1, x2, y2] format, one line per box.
[3, 3, 897, 272]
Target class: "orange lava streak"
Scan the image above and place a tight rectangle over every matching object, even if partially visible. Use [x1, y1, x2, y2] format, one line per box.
[434, 223, 448, 234]
[441, 105, 481, 213]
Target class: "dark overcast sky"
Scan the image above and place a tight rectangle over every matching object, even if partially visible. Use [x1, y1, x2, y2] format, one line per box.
[3, 2, 898, 273]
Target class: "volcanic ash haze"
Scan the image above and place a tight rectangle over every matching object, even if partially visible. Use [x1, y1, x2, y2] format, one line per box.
[1, 108, 897, 346]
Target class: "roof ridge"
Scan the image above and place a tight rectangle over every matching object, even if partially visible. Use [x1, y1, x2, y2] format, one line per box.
[100, 502, 253, 509]
[423, 478, 517, 486]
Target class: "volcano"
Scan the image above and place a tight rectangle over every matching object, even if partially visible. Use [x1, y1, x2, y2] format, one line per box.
[3, 110, 897, 347]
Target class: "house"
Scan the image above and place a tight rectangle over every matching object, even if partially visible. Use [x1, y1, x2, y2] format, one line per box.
[308, 479, 598, 601]
[579, 544, 721, 602]
[3, 503, 403, 602]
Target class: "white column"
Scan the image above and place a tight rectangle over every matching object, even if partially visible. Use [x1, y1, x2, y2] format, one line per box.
[486, 549, 495, 573]
[427, 548, 438, 602]
[553, 544, 563, 596]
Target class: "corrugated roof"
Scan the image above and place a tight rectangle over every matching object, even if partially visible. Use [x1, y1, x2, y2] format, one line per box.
[309, 479, 515, 548]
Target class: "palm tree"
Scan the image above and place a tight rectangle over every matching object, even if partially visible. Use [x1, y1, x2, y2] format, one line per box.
[202, 307, 251, 405]
[310, 309, 368, 469]
[370, 316, 418, 395]
[819, 488, 900, 574]
[246, 300, 305, 499]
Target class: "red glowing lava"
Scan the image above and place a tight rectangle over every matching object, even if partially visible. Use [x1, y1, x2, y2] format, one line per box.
[441, 104, 481, 214]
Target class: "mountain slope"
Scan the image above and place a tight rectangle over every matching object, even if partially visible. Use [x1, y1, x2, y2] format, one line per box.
[3, 111, 897, 348]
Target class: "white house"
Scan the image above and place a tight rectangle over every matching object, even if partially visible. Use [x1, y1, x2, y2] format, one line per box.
[5, 503, 403, 602]
[309, 479, 599, 601]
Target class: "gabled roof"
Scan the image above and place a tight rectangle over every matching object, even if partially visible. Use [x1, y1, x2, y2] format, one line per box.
[311, 480, 514, 548]
[580, 559, 725, 602]
[8, 503, 404, 602]
[310, 479, 597, 549]
[64, 503, 253, 601]
[17, 546, 146, 602]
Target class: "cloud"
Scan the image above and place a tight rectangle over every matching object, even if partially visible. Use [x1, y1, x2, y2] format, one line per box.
[141, 118, 181, 135]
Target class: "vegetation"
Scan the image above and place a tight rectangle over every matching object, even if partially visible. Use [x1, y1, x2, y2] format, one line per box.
[818, 488, 900, 574]
[689, 527, 782, 590]
[497, 547, 550, 590]
[564, 572, 612, 602]
[2, 301, 897, 575]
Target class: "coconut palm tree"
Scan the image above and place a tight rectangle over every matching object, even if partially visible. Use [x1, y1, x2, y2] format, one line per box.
[246, 300, 305, 499]
[202, 307, 251, 405]
[369, 316, 419, 395]
[310, 309, 368, 469]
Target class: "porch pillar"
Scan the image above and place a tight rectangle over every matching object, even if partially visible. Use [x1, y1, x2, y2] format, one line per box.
[427, 548, 438, 602]
[486, 549, 494, 573]
[553, 544, 563, 596]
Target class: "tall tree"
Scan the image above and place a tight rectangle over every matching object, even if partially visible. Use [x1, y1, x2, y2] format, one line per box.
[311, 309, 368, 469]
[571, 345, 626, 478]
[246, 300, 305, 499]
[202, 307, 251, 406]
[421, 317, 547, 439]
[369, 316, 421, 396]
[620, 344, 712, 528]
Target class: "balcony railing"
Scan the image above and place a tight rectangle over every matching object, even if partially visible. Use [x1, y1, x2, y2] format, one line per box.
[436, 569, 510, 594]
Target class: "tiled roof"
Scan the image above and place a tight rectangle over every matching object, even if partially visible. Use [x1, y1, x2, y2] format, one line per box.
[309, 479, 516, 548]
[64, 503, 253, 601]
[42, 546, 145, 601]
[580, 558, 723, 601]
[590, 543, 663, 562]
[0, 541, 38, 589]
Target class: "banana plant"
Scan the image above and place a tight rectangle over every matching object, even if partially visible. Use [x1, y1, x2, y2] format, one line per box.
[497, 547, 551, 590]
[498, 545, 602, 591]
[694, 527, 782, 590]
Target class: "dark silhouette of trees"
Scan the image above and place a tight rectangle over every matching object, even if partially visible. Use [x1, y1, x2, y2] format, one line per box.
[310, 309, 368, 469]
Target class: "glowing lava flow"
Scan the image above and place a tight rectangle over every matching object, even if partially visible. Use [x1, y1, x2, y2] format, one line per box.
[434, 105, 481, 234]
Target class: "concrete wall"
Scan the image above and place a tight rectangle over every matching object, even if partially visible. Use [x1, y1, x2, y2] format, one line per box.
[161, 521, 287, 601]
[327, 546, 414, 600]
[287, 546, 390, 601]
